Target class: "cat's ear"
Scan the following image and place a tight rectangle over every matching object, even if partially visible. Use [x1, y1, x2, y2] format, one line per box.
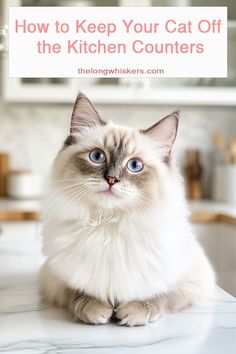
[143, 112, 179, 160]
[70, 93, 105, 135]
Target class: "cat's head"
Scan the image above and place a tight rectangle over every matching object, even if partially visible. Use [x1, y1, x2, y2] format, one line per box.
[52, 94, 179, 212]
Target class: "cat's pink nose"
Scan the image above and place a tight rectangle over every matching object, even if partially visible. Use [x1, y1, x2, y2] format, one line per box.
[106, 176, 119, 187]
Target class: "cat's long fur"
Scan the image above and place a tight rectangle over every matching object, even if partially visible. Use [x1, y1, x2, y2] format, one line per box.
[39, 94, 215, 326]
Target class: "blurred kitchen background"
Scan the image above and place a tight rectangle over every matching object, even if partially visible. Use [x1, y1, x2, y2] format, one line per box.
[0, 0, 236, 297]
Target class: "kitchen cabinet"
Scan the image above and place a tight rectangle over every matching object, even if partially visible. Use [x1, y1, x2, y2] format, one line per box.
[217, 224, 236, 297]
[1, 0, 236, 105]
[194, 222, 236, 297]
[0, 221, 42, 255]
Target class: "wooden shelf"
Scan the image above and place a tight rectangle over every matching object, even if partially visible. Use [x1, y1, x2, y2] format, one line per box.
[1, 198, 236, 226]
[0, 211, 39, 221]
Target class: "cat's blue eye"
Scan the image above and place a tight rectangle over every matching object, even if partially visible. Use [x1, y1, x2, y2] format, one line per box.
[127, 158, 144, 173]
[89, 149, 106, 164]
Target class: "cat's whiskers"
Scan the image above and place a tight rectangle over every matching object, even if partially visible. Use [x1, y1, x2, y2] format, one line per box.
[44, 179, 99, 210]
[49, 178, 81, 185]
[50, 177, 100, 184]
[45, 186, 89, 221]
[48, 182, 84, 194]
[43, 184, 83, 216]
[47, 181, 92, 196]
[54, 185, 96, 221]
[139, 193, 152, 203]
[46, 181, 99, 221]
[135, 199, 149, 215]
[42, 182, 94, 219]
[117, 187, 151, 214]
[121, 186, 152, 202]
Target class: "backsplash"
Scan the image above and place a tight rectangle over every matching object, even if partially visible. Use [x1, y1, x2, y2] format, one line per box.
[0, 101, 236, 197]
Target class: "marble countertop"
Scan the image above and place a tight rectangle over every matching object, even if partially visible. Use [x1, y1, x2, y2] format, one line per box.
[1, 198, 233, 214]
[1, 197, 236, 224]
[1, 198, 236, 215]
[190, 200, 236, 219]
[0, 198, 41, 221]
[1, 244, 236, 353]
[0, 198, 41, 213]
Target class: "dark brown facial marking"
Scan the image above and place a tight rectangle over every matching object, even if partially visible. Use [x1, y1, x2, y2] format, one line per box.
[63, 135, 77, 149]
[126, 165, 156, 187]
[73, 155, 105, 176]
[103, 134, 127, 181]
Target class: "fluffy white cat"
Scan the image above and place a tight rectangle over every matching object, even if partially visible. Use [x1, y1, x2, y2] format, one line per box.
[39, 93, 215, 326]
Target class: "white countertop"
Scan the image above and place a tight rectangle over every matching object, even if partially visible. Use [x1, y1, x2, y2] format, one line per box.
[0, 197, 41, 213]
[1, 241, 236, 353]
[190, 200, 236, 219]
[1, 197, 236, 219]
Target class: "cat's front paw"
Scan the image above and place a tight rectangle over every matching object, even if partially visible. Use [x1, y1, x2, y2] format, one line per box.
[115, 301, 160, 327]
[72, 296, 113, 325]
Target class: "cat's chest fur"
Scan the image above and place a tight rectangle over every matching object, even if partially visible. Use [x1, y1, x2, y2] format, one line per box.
[44, 213, 191, 305]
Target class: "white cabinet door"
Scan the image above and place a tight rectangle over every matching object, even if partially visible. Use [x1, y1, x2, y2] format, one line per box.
[193, 223, 236, 297]
[218, 224, 236, 297]
[193, 223, 221, 272]
[0, 221, 42, 255]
